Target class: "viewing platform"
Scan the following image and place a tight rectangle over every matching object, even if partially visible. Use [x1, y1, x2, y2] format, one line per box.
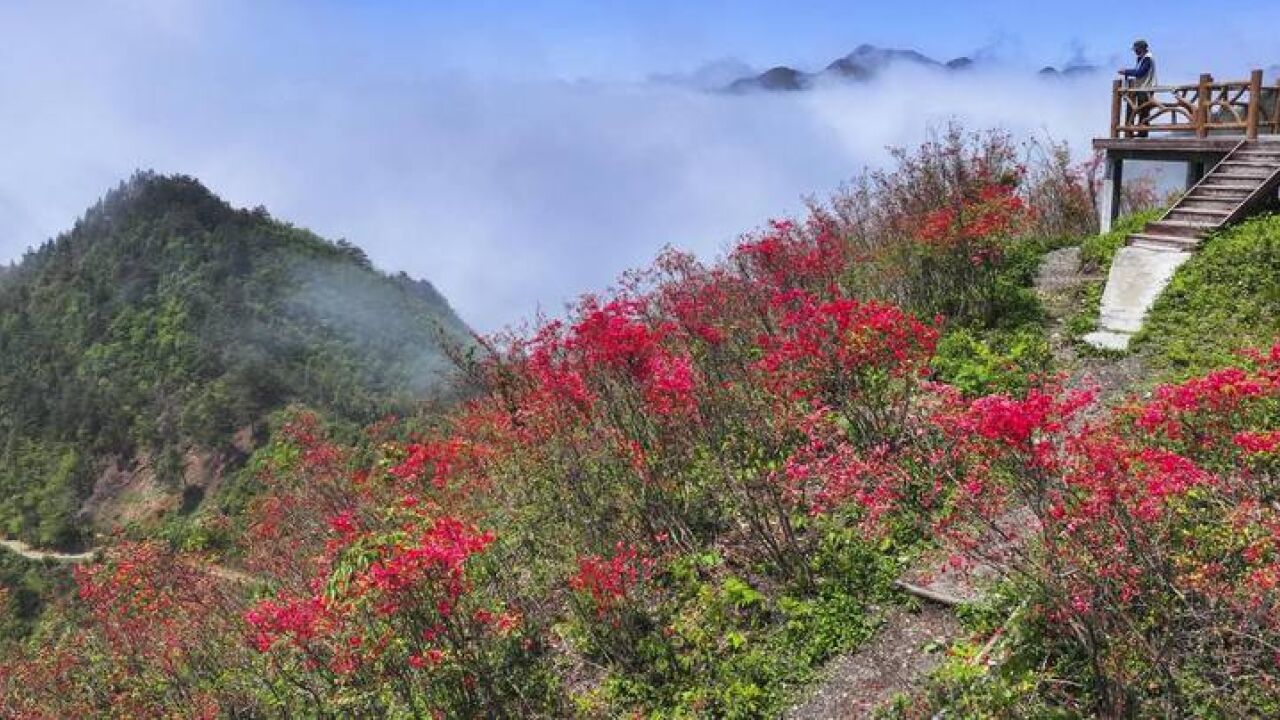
[1085, 70, 1280, 350]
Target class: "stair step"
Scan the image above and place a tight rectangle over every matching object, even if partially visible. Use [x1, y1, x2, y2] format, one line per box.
[1150, 217, 1218, 228]
[1128, 233, 1201, 250]
[1179, 197, 1239, 209]
[1221, 160, 1280, 168]
[1166, 206, 1228, 216]
[1165, 211, 1226, 225]
[1144, 220, 1215, 239]
[1199, 181, 1262, 191]
[1216, 168, 1276, 180]
[1188, 188, 1249, 201]
[1189, 184, 1249, 192]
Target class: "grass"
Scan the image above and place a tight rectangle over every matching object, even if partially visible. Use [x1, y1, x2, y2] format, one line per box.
[1135, 212, 1280, 380]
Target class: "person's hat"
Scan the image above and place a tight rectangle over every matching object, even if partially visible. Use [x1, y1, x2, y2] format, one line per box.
[1132, 39, 1149, 51]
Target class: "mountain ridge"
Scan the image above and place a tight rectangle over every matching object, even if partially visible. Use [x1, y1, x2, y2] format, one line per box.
[725, 43, 1099, 92]
[0, 172, 472, 548]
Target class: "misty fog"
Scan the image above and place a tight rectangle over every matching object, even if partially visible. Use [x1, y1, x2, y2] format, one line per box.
[1, 1, 1270, 331]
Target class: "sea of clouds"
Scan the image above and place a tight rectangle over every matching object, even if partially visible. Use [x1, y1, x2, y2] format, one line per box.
[0, 1, 1245, 332]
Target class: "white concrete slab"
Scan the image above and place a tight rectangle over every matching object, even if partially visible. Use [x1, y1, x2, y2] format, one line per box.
[1082, 329, 1134, 351]
[1095, 246, 1191, 335]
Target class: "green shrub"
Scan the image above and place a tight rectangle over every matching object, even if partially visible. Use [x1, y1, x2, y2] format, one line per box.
[932, 325, 1053, 397]
[574, 526, 901, 718]
[880, 582, 1086, 719]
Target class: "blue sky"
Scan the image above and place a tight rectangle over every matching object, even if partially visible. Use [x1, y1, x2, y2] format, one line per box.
[1, 1, 1278, 330]
[227, 0, 1280, 80]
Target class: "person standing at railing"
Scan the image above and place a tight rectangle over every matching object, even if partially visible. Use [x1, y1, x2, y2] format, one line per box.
[1118, 39, 1157, 137]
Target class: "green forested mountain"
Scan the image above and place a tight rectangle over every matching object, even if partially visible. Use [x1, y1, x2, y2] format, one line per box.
[0, 172, 472, 548]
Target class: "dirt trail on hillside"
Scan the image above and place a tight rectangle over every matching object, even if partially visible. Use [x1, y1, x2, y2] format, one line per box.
[1, 536, 255, 585]
[1036, 246, 1149, 405]
[789, 246, 1140, 719]
[0, 538, 98, 563]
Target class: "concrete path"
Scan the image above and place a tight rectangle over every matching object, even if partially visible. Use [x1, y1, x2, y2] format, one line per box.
[1084, 246, 1191, 350]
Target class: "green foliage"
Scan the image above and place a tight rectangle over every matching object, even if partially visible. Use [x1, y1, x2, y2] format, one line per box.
[932, 325, 1052, 396]
[1078, 209, 1162, 273]
[1066, 280, 1103, 339]
[990, 235, 1055, 327]
[1137, 213, 1280, 379]
[0, 173, 472, 548]
[0, 548, 74, 642]
[929, 232, 1053, 397]
[571, 524, 903, 718]
[880, 583, 1085, 719]
[0, 440, 86, 549]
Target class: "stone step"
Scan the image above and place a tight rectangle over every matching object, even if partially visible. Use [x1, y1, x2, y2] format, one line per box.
[1215, 167, 1277, 180]
[1218, 163, 1276, 174]
[1165, 205, 1229, 217]
[1143, 220, 1215, 239]
[1089, 245, 1193, 345]
[1165, 209, 1227, 225]
[1128, 232, 1201, 251]
[1200, 179, 1263, 189]
[1186, 187, 1250, 202]
[1082, 329, 1134, 351]
[1220, 160, 1280, 168]
[1177, 198, 1240, 212]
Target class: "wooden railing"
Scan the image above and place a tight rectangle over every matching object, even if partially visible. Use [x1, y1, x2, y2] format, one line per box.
[1110, 69, 1280, 139]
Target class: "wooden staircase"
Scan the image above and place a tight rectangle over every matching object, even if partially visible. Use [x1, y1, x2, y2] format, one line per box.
[1127, 140, 1280, 252]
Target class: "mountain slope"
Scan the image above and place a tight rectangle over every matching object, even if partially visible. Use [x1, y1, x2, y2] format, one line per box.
[0, 172, 472, 548]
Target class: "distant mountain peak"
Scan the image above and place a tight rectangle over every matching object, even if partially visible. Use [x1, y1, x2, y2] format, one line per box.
[724, 44, 1098, 92]
[1038, 63, 1101, 78]
[726, 43, 971, 93]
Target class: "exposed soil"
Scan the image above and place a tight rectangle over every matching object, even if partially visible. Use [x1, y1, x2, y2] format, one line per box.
[790, 245, 1141, 719]
[787, 605, 961, 719]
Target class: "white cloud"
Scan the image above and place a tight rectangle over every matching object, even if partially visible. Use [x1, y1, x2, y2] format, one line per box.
[0, 4, 1138, 331]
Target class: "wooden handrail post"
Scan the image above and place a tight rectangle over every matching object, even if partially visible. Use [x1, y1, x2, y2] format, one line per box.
[1196, 73, 1213, 138]
[1246, 69, 1263, 140]
[1110, 79, 1122, 138]
[1274, 76, 1280, 134]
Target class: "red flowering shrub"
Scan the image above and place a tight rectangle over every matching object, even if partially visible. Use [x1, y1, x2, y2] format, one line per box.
[732, 217, 850, 291]
[230, 413, 560, 716]
[782, 408, 913, 522]
[569, 542, 656, 616]
[1020, 138, 1099, 240]
[243, 511, 531, 713]
[755, 290, 938, 443]
[3, 125, 1140, 717]
[0, 542, 252, 719]
[824, 125, 1036, 319]
[564, 543, 668, 673]
[936, 346, 1280, 716]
